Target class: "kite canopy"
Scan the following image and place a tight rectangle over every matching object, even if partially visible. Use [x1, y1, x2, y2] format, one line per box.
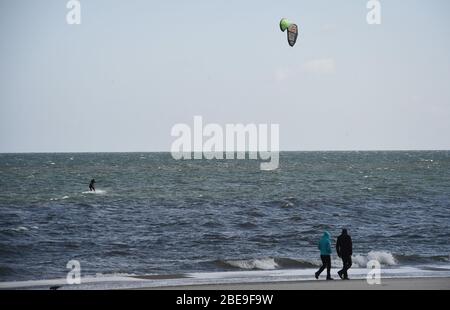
[279, 18, 299, 47]
[279, 18, 293, 32]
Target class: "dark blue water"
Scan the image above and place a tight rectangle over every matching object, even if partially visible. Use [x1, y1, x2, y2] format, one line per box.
[1, 151, 449, 281]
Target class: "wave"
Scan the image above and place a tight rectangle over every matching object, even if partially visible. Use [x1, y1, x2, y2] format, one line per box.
[264, 198, 298, 209]
[76, 202, 94, 207]
[51, 190, 105, 201]
[216, 257, 319, 270]
[50, 196, 70, 201]
[10, 226, 29, 232]
[82, 189, 107, 195]
[394, 253, 449, 264]
[235, 222, 258, 229]
[1, 226, 38, 234]
[352, 251, 397, 267]
[275, 258, 319, 269]
[214, 251, 400, 271]
[217, 258, 279, 270]
[338, 251, 446, 268]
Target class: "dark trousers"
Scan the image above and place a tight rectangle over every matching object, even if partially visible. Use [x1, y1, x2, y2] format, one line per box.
[316, 255, 331, 278]
[339, 255, 352, 279]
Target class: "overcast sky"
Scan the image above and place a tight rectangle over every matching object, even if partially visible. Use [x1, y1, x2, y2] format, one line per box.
[1, 0, 449, 152]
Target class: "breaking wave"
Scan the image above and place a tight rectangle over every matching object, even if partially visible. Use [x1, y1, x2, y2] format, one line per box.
[216, 257, 319, 270]
[214, 251, 400, 271]
[352, 251, 397, 267]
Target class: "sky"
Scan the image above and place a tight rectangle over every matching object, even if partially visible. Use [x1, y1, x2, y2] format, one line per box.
[1, 0, 449, 152]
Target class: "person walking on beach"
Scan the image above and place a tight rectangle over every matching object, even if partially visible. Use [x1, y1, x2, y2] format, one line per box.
[336, 228, 353, 280]
[315, 231, 333, 280]
[89, 179, 96, 192]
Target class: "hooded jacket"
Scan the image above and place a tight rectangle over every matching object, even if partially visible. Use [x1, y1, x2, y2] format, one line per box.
[318, 231, 332, 256]
[336, 229, 353, 257]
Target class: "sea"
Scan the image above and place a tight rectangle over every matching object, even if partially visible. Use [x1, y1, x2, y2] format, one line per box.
[1, 151, 449, 289]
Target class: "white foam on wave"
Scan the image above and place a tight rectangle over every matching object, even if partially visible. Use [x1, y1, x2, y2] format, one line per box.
[82, 189, 107, 195]
[224, 258, 279, 270]
[6, 226, 39, 233]
[278, 251, 398, 269]
[352, 251, 397, 267]
[223, 252, 398, 271]
[50, 190, 107, 203]
[10, 226, 28, 232]
[50, 195, 71, 201]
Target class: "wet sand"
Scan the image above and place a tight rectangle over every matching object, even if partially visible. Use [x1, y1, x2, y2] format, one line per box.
[145, 277, 450, 290]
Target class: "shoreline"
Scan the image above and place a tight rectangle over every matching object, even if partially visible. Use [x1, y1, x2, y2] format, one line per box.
[144, 277, 450, 290]
[2, 263, 450, 290]
[2, 272, 450, 290]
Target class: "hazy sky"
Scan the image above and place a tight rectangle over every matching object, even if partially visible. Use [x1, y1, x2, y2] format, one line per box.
[1, 0, 449, 152]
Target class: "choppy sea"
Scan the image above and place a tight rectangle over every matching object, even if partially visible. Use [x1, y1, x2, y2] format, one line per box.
[1, 151, 449, 288]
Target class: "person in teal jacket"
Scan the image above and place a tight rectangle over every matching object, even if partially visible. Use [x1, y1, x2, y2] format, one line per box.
[315, 231, 334, 280]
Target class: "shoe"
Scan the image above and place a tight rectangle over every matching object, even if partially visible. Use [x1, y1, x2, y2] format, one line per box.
[337, 270, 343, 279]
[343, 277, 350, 280]
[314, 272, 319, 280]
[326, 277, 334, 280]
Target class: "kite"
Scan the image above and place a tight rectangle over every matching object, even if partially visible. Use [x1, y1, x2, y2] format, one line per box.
[279, 18, 299, 47]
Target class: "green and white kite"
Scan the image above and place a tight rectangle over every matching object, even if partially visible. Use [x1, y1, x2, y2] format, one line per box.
[279, 18, 299, 47]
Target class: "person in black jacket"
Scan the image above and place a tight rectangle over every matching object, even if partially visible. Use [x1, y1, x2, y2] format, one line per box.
[89, 179, 96, 192]
[336, 228, 352, 280]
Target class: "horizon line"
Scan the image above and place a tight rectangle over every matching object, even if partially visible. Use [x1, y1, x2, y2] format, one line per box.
[1, 149, 449, 155]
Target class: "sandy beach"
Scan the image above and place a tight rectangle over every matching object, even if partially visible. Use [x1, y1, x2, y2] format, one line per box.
[147, 277, 450, 290]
